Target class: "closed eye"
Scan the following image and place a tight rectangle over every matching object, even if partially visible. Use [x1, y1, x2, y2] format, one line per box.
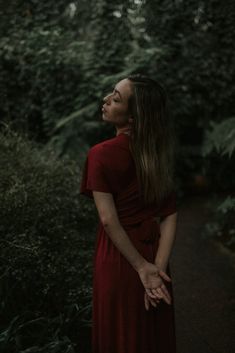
[113, 87, 122, 100]
[113, 97, 120, 102]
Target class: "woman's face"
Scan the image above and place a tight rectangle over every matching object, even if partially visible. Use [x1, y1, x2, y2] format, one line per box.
[102, 79, 133, 127]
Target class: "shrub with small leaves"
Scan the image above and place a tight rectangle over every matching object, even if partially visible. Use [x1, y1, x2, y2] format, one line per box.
[0, 128, 95, 351]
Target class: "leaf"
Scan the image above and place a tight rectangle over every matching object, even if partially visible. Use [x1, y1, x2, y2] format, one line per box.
[202, 117, 235, 158]
[53, 102, 97, 131]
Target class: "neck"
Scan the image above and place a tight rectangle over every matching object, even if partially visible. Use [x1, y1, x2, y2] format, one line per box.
[116, 126, 132, 136]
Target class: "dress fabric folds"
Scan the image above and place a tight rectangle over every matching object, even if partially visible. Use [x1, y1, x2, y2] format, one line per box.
[80, 133, 177, 353]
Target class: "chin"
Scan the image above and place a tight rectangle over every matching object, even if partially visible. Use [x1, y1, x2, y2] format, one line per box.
[102, 114, 112, 123]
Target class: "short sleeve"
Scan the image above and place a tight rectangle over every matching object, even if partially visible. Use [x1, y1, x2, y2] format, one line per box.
[79, 147, 113, 198]
[159, 190, 177, 218]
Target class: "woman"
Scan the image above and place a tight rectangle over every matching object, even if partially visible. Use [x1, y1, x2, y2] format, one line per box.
[80, 74, 178, 353]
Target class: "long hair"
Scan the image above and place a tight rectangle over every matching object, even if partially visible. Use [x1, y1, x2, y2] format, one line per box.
[127, 74, 176, 207]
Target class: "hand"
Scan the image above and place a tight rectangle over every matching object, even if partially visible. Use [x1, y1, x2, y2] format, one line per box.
[138, 262, 172, 303]
[144, 291, 160, 310]
[144, 277, 172, 310]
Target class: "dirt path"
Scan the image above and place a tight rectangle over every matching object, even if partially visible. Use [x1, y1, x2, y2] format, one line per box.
[170, 196, 235, 353]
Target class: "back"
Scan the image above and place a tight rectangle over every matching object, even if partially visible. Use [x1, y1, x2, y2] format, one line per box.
[80, 133, 177, 224]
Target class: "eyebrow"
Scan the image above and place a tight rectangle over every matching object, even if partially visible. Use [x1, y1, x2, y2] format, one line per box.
[114, 88, 122, 100]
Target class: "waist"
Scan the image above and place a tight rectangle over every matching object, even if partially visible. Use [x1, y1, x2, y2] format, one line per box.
[121, 216, 160, 244]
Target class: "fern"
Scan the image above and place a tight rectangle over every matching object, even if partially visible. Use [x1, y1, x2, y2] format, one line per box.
[202, 117, 235, 158]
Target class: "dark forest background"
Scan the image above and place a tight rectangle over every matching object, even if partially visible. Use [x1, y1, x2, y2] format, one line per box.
[0, 1, 234, 352]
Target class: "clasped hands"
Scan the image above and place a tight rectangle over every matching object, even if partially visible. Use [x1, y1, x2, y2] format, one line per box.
[138, 262, 172, 311]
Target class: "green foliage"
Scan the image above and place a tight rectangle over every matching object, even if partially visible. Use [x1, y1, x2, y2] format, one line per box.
[0, 26, 85, 140]
[202, 115, 235, 249]
[200, 116, 235, 192]
[203, 196, 235, 250]
[144, 0, 235, 127]
[0, 128, 94, 351]
[0, 311, 76, 353]
[1, 0, 235, 174]
[202, 117, 235, 250]
[202, 117, 235, 158]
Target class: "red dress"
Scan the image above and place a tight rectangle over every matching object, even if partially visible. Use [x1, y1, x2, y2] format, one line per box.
[80, 133, 177, 353]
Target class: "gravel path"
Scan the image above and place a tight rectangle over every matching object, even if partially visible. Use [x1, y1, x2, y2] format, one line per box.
[171, 196, 235, 353]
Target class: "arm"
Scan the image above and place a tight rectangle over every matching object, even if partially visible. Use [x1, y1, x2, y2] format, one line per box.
[144, 212, 177, 310]
[92, 191, 171, 302]
[93, 191, 147, 272]
[154, 212, 178, 271]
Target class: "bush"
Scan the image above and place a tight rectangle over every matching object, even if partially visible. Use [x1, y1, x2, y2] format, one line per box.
[203, 117, 235, 159]
[203, 196, 235, 251]
[202, 118, 235, 250]
[0, 128, 95, 351]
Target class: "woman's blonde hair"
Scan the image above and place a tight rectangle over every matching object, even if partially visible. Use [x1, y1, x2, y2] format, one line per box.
[127, 74, 175, 206]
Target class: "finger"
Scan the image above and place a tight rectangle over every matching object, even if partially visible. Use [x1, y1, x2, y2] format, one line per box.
[146, 291, 161, 303]
[150, 288, 164, 300]
[145, 292, 159, 308]
[146, 288, 157, 299]
[160, 285, 172, 303]
[157, 288, 171, 305]
[159, 270, 171, 282]
[149, 298, 157, 308]
[150, 288, 163, 299]
[144, 293, 149, 311]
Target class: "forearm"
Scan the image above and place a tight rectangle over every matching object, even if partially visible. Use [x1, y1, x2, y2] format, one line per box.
[103, 220, 147, 272]
[154, 212, 178, 271]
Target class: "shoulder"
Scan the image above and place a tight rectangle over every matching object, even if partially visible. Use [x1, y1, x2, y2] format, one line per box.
[88, 135, 129, 160]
